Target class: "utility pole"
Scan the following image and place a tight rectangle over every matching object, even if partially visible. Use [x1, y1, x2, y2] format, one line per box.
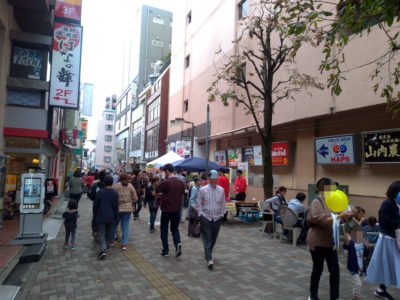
[205, 104, 210, 173]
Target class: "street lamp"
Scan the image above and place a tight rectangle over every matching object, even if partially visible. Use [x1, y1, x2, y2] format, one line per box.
[170, 118, 195, 157]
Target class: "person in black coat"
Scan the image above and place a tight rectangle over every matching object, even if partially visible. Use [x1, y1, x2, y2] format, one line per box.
[93, 175, 119, 259]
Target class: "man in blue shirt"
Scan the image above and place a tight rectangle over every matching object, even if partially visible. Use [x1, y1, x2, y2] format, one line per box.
[288, 192, 306, 220]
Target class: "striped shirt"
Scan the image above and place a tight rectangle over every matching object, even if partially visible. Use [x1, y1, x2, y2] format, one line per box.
[196, 184, 226, 221]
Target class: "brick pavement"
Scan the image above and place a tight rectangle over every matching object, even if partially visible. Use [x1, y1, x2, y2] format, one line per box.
[14, 195, 400, 300]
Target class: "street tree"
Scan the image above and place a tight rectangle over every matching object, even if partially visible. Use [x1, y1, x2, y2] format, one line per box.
[207, 0, 323, 198]
[308, 0, 400, 114]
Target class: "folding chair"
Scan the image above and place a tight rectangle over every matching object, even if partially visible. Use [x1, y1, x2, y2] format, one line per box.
[279, 205, 301, 247]
[258, 200, 276, 238]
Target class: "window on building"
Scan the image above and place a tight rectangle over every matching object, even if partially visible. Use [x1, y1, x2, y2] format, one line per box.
[104, 145, 112, 152]
[151, 40, 164, 47]
[106, 114, 114, 121]
[153, 17, 164, 25]
[105, 124, 113, 131]
[187, 11, 192, 24]
[117, 120, 121, 130]
[103, 156, 112, 163]
[147, 97, 160, 123]
[116, 102, 121, 114]
[121, 97, 126, 111]
[10, 45, 47, 81]
[185, 55, 190, 68]
[124, 113, 128, 126]
[7, 89, 45, 108]
[238, 0, 249, 19]
[183, 99, 189, 113]
[131, 120, 142, 151]
[105, 135, 113, 142]
[146, 126, 159, 152]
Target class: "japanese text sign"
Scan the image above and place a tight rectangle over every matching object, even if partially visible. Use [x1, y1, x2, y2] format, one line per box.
[55, 0, 82, 23]
[363, 129, 400, 164]
[272, 142, 289, 166]
[315, 135, 356, 165]
[49, 23, 82, 110]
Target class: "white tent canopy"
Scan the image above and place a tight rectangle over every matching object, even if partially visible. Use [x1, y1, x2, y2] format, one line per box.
[146, 151, 184, 168]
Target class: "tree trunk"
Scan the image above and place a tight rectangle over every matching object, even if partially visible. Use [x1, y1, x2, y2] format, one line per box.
[262, 96, 274, 199]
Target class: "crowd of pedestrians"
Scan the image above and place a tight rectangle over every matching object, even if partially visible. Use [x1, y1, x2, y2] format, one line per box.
[63, 168, 400, 298]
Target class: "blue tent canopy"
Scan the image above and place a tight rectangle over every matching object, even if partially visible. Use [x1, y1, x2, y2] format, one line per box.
[172, 157, 229, 173]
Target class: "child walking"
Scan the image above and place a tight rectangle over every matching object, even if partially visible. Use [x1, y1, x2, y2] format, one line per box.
[63, 199, 79, 250]
[343, 226, 370, 300]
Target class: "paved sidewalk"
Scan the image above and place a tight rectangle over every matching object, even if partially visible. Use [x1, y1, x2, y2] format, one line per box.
[9, 195, 400, 299]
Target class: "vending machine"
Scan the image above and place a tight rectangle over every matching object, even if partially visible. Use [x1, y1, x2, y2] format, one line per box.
[13, 173, 47, 244]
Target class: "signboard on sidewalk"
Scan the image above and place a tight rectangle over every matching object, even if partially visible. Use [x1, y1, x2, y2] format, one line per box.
[315, 135, 357, 165]
[49, 23, 82, 110]
[272, 142, 289, 166]
[362, 129, 400, 164]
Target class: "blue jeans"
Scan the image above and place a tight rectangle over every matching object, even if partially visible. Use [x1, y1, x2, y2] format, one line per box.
[112, 212, 131, 245]
[65, 227, 76, 244]
[149, 207, 158, 229]
[160, 211, 181, 254]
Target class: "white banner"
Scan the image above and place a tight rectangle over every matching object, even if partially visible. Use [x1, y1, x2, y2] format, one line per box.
[315, 135, 356, 165]
[49, 23, 82, 109]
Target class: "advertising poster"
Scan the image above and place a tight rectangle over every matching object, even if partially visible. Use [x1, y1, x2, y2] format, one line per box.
[49, 23, 83, 109]
[243, 146, 255, 166]
[227, 148, 242, 167]
[214, 150, 227, 166]
[60, 129, 81, 149]
[272, 142, 289, 166]
[315, 135, 356, 165]
[12, 47, 44, 80]
[253, 145, 263, 166]
[23, 178, 42, 205]
[363, 129, 400, 164]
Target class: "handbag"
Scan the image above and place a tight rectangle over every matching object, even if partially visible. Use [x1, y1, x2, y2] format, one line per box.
[396, 228, 400, 251]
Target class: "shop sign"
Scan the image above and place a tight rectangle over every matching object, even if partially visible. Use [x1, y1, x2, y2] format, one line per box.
[145, 151, 159, 159]
[11, 46, 45, 80]
[60, 129, 81, 149]
[55, 0, 82, 23]
[315, 135, 356, 165]
[243, 146, 255, 166]
[174, 139, 191, 158]
[272, 142, 289, 166]
[227, 148, 242, 167]
[49, 23, 83, 110]
[80, 120, 88, 139]
[362, 129, 400, 164]
[214, 150, 227, 166]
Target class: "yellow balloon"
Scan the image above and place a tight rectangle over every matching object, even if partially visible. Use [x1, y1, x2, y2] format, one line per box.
[324, 190, 348, 213]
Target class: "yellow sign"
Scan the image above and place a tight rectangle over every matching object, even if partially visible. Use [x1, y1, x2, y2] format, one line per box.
[6, 175, 17, 192]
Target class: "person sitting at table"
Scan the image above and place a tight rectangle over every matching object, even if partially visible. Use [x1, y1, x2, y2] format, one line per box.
[288, 192, 307, 224]
[265, 186, 288, 224]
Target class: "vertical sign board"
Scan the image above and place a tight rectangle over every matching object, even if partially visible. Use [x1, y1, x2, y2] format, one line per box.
[362, 129, 400, 164]
[55, 0, 82, 23]
[253, 145, 263, 166]
[214, 150, 227, 167]
[272, 142, 289, 166]
[243, 146, 255, 166]
[49, 23, 82, 110]
[315, 135, 357, 165]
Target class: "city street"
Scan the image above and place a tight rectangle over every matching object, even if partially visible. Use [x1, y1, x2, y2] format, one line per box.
[5, 195, 399, 300]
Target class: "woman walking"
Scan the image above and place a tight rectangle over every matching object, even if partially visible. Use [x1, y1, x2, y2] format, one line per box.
[69, 169, 83, 207]
[112, 173, 138, 250]
[307, 177, 352, 300]
[366, 181, 400, 300]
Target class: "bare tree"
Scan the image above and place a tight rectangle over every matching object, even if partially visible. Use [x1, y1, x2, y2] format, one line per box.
[207, 0, 323, 198]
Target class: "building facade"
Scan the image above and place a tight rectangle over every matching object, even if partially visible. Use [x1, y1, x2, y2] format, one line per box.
[168, 0, 400, 214]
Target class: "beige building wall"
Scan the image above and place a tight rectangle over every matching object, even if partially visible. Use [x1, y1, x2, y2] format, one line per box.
[169, 1, 400, 216]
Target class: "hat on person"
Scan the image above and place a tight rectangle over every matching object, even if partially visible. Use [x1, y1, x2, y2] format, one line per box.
[209, 169, 218, 179]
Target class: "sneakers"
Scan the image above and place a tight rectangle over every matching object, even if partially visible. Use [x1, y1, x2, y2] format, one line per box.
[160, 250, 169, 257]
[64, 243, 68, 248]
[175, 243, 182, 257]
[374, 289, 395, 300]
[150, 228, 155, 233]
[121, 245, 127, 251]
[71, 243, 77, 250]
[207, 260, 214, 270]
[97, 251, 107, 260]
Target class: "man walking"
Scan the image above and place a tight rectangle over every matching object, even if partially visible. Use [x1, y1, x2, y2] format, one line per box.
[93, 175, 119, 260]
[196, 170, 226, 269]
[156, 163, 185, 257]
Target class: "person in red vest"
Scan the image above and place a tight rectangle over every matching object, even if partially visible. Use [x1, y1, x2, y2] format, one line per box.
[234, 169, 247, 217]
[217, 169, 230, 222]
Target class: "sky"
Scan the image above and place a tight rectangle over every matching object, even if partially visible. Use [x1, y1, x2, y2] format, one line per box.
[80, 0, 175, 139]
